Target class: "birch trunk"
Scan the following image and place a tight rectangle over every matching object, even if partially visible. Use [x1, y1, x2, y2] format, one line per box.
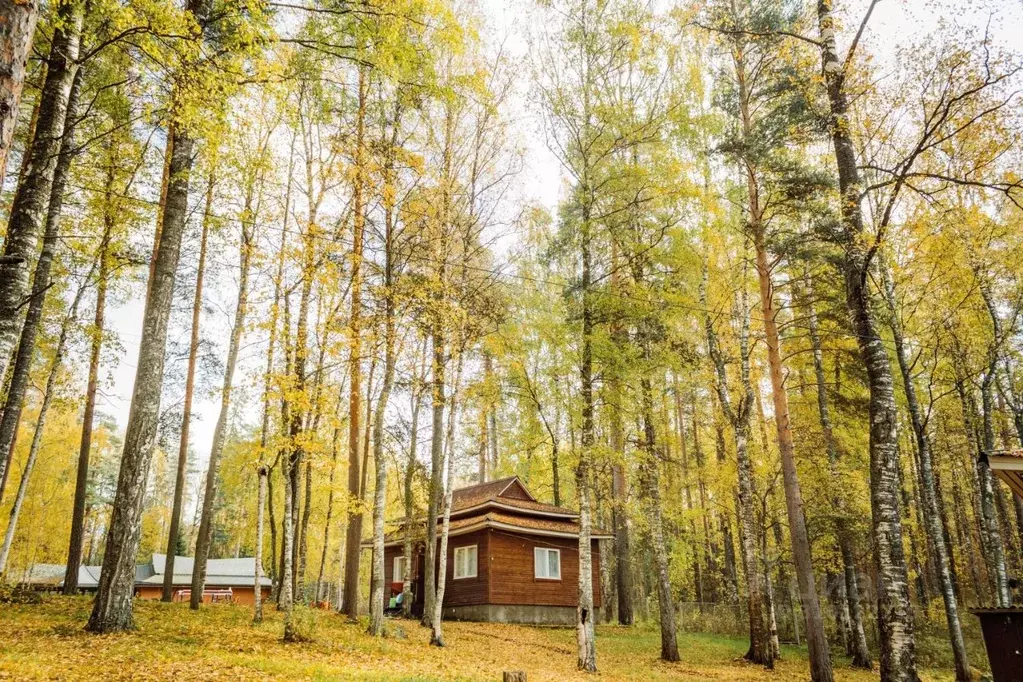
[980, 372, 1011, 606]
[163, 172, 213, 601]
[281, 443, 296, 640]
[0, 62, 82, 504]
[0, 0, 82, 489]
[263, 138, 292, 601]
[630, 253, 678, 660]
[254, 466, 267, 623]
[0, 262, 89, 575]
[816, 3, 917, 677]
[429, 441, 454, 646]
[576, 178, 597, 674]
[881, 261, 971, 679]
[190, 188, 256, 609]
[86, 78, 200, 634]
[640, 383, 679, 661]
[704, 275, 771, 667]
[0, 0, 38, 189]
[369, 142, 399, 634]
[423, 98, 454, 628]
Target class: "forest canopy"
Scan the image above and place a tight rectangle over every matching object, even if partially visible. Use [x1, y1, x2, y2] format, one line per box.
[0, 0, 1021, 680]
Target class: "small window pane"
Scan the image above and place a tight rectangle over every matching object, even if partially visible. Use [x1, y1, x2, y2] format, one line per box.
[455, 545, 477, 579]
[548, 550, 559, 578]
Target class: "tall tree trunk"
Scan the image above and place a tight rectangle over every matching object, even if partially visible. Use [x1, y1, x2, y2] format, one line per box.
[630, 253, 677, 659]
[163, 171, 213, 601]
[0, 61, 82, 507]
[267, 464, 279, 599]
[816, 3, 917, 677]
[421, 327, 444, 629]
[64, 171, 113, 594]
[263, 137, 292, 602]
[0, 0, 38, 188]
[369, 122, 399, 635]
[750, 198, 831, 682]
[86, 37, 203, 630]
[980, 371, 1011, 606]
[761, 511, 779, 662]
[342, 66, 368, 620]
[423, 97, 455, 630]
[403, 350, 426, 619]
[190, 186, 256, 609]
[429, 433, 454, 647]
[286, 192, 315, 604]
[639, 379, 679, 661]
[713, 407, 740, 604]
[880, 260, 971, 679]
[705, 275, 771, 667]
[0, 261, 90, 575]
[675, 380, 704, 605]
[315, 423, 341, 604]
[281, 437, 297, 640]
[977, 280, 1013, 605]
[609, 243, 634, 627]
[802, 277, 872, 667]
[0, 0, 83, 491]
[575, 176, 598, 673]
[276, 294, 294, 607]
[254, 466, 267, 623]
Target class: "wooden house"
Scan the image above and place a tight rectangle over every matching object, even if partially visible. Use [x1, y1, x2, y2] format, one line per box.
[986, 449, 1023, 500]
[367, 476, 611, 625]
[974, 450, 1023, 681]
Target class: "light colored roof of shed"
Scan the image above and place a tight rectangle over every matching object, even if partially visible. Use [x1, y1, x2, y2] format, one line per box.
[25, 556, 268, 589]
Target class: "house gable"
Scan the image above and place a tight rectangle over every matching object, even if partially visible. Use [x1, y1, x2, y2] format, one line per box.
[497, 478, 535, 502]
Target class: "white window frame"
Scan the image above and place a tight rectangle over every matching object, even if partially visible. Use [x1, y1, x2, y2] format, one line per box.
[534, 547, 562, 580]
[453, 545, 478, 579]
[392, 556, 407, 583]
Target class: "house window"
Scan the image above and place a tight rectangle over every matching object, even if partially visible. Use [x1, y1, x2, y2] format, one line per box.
[393, 556, 407, 582]
[535, 547, 561, 580]
[453, 545, 478, 579]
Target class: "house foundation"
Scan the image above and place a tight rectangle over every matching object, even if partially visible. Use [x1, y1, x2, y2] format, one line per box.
[443, 604, 577, 625]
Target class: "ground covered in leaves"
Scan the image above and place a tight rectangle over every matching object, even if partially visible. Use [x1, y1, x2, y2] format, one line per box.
[0, 596, 977, 680]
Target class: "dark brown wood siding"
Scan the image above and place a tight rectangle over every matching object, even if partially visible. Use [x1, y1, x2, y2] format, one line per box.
[487, 530, 602, 608]
[383, 544, 406, 586]
[441, 529, 490, 607]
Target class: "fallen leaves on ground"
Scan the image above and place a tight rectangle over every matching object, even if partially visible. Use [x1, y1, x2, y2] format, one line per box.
[0, 596, 957, 681]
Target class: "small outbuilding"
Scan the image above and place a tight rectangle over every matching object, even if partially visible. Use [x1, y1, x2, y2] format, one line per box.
[25, 554, 270, 606]
[366, 476, 611, 625]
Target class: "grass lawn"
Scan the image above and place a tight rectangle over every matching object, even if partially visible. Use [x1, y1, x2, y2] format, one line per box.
[0, 596, 974, 680]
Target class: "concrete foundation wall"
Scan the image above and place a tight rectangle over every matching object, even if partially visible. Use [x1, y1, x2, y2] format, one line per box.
[442, 604, 576, 626]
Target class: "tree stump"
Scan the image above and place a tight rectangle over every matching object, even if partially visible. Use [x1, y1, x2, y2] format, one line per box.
[502, 673, 526, 682]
